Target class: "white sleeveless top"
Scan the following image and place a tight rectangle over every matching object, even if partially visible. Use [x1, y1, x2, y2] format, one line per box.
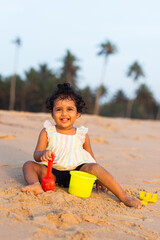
[42, 120, 96, 170]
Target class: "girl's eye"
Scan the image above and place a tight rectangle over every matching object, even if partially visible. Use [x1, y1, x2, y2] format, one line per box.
[68, 108, 73, 111]
[56, 108, 61, 111]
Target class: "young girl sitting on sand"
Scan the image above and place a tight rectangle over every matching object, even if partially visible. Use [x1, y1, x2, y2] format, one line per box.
[22, 83, 142, 208]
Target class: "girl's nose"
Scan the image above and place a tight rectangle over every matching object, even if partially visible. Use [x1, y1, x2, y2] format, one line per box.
[61, 109, 67, 115]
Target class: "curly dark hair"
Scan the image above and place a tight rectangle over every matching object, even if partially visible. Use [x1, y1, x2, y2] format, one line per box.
[46, 83, 86, 113]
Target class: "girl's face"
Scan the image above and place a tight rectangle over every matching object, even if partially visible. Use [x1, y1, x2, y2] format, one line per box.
[52, 98, 80, 130]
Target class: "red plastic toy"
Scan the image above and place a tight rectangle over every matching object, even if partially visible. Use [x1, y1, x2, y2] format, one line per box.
[42, 153, 55, 192]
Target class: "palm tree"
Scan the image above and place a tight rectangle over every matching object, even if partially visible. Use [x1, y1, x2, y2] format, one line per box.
[108, 89, 128, 117]
[61, 50, 80, 88]
[25, 64, 58, 112]
[127, 61, 145, 80]
[126, 61, 145, 118]
[112, 89, 128, 103]
[9, 37, 22, 110]
[135, 84, 156, 119]
[94, 40, 117, 115]
[80, 86, 95, 114]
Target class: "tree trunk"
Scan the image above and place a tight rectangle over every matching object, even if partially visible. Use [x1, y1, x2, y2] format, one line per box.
[94, 57, 107, 115]
[126, 99, 134, 118]
[9, 41, 20, 110]
[9, 74, 16, 110]
[94, 85, 103, 115]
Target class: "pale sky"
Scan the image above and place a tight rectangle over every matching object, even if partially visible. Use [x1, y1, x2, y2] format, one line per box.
[0, 0, 160, 102]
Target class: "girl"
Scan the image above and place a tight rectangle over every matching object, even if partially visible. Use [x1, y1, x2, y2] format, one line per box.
[22, 83, 142, 208]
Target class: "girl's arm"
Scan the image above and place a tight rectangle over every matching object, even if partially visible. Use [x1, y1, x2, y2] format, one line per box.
[34, 128, 52, 162]
[83, 134, 96, 161]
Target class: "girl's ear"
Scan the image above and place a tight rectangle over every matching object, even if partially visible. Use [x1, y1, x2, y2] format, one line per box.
[77, 112, 81, 118]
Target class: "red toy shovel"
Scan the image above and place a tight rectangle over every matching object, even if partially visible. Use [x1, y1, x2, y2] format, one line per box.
[42, 153, 55, 192]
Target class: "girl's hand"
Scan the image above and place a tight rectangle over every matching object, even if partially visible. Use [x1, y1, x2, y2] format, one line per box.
[96, 180, 107, 193]
[40, 150, 53, 162]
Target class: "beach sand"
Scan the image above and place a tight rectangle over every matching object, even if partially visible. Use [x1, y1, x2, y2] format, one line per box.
[0, 110, 160, 240]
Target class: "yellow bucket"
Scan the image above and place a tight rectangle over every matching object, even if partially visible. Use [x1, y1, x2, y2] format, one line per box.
[68, 171, 97, 198]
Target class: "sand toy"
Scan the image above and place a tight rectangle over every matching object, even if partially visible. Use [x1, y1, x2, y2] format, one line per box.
[140, 191, 158, 205]
[69, 171, 97, 198]
[42, 154, 55, 192]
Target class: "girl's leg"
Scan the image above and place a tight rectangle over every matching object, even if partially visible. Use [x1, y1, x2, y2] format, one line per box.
[21, 161, 56, 195]
[80, 163, 142, 208]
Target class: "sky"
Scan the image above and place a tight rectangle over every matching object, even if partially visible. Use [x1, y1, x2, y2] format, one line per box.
[0, 0, 160, 102]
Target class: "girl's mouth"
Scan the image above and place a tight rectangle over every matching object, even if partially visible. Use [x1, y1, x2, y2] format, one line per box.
[60, 118, 70, 123]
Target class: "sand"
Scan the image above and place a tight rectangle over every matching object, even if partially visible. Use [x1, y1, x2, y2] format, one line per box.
[0, 110, 160, 240]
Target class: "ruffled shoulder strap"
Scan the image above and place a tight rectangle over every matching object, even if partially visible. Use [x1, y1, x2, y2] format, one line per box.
[77, 125, 88, 143]
[44, 120, 56, 137]
[77, 125, 88, 134]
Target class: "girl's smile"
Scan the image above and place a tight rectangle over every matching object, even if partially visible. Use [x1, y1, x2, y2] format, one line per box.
[52, 98, 80, 133]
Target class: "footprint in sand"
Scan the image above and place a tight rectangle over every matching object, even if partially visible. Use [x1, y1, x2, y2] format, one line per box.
[91, 137, 109, 144]
[0, 135, 16, 140]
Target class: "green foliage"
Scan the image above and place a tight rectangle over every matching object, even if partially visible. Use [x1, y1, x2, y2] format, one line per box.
[0, 75, 10, 109]
[127, 61, 145, 81]
[97, 40, 118, 57]
[24, 64, 62, 112]
[80, 86, 96, 114]
[60, 50, 80, 88]
[100, 90, 128, 117]
[133, 84, 157, 119]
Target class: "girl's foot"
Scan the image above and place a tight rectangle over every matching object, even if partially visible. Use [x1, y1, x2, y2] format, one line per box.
[122, 196, 142, 208]
[21, 182, 44, 195]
